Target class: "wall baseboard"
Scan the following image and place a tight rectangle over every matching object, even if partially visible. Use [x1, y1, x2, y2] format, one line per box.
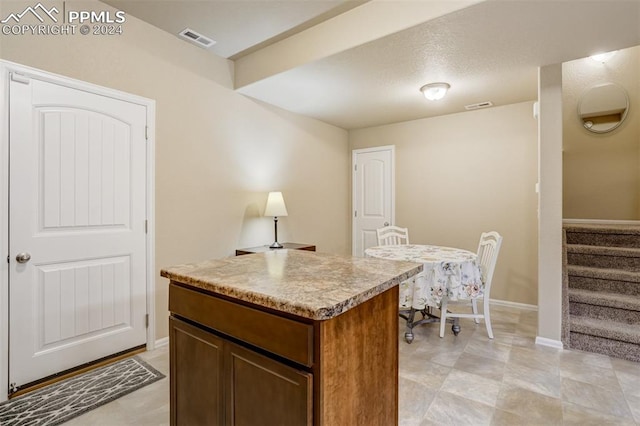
[155, 337, 169, 348]
[490, 298, 538, 311]
[535, 336, 564, 349]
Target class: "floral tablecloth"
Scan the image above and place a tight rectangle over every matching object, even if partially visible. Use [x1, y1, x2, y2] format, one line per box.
[365, 244, 483, 309]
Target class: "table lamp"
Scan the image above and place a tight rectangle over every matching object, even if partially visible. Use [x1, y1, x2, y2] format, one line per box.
[264, 191, 288, 249]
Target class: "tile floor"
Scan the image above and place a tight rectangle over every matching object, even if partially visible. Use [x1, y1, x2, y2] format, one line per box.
[64, 305, 640, 425]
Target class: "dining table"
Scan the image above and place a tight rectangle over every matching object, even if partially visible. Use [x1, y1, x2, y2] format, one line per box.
[365, 244, 483, 343]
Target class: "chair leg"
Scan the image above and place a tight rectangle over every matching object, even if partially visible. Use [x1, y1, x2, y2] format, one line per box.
[483, 296, 493, 339]
[471, 298, 479, 324]
[439, 297, 448, 338]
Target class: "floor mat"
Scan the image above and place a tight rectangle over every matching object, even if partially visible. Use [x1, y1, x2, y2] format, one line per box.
[0, 356, 165, 425]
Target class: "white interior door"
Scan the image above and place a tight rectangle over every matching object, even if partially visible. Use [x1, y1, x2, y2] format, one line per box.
[352, 146, 394, 256]
[8, 75, 148, 391]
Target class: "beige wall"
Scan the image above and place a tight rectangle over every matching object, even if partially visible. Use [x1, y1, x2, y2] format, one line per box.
[349, 102, 539, 305]
[0, 0, 350, 339]
[562, 46, 640, 220]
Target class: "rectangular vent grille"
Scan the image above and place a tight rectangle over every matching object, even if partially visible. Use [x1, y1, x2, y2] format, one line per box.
[465, 101, 493, 110]
[178, 28, 216, 48]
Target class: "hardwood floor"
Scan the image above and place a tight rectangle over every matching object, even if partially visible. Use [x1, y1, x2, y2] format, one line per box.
[62, 304, 640, 425]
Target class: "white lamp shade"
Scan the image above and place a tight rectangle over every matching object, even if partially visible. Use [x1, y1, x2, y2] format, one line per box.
[264, 191, 288, 217]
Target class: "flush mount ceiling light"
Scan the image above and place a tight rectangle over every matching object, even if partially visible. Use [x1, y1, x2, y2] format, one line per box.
[420, 82, 450, 101]
[590, 51, 617, 63]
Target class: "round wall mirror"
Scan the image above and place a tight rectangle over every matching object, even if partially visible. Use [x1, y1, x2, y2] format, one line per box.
[578, 83, 629, 133]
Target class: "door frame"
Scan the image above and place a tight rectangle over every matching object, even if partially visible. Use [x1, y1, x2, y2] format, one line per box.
[351, 145, 395, 255]
[0, 60, 156, 402]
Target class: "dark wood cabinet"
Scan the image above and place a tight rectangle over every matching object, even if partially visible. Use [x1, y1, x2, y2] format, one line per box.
[226, 342, 312, 426]
[170, 316, 312, 426]
[168, 279, 398, 425]
[235, 243, 315, 256]
[169, 317, 224, 426]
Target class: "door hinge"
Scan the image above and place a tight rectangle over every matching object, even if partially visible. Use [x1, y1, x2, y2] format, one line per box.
[354, 164, 357, 171]
[145, 219, 148, 234]
[145, 314, 149, 328]
[6, 255, 9, 264]
[354, 210, 358, 217]
[10, 73, 30, 85]
[145, 126, 148, 140]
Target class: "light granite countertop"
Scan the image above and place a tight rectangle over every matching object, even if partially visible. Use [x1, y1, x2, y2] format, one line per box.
[161, 249, 422, 320]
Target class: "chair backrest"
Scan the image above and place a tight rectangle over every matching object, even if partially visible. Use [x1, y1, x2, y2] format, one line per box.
[476, 231, 503, 294]
[376, 226, 409, 246]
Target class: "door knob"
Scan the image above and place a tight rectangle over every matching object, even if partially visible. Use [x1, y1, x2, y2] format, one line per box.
[384, 222, 390, 226]
[15, 252, 31, 264]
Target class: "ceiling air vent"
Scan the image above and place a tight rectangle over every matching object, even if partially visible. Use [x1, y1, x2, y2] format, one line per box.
[178, 28, 216, 48]
[465, 101, 493, 111]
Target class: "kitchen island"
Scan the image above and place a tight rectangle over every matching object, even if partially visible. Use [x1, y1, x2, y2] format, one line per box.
[161, 249, 422, 426]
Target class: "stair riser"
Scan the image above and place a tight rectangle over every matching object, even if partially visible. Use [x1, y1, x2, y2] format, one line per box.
[570, 303, 640, 324]
[567, 253, 640, 271]
[568, 275, 640, 296]
[569, 332, 640, 362]
[566, 231, 640, 249]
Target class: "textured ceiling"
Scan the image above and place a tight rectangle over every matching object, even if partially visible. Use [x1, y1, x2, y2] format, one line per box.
[102, 0, 363, 58]
[103, 0, 640, 130]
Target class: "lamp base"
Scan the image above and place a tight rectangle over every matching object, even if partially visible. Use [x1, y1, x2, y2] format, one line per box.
[269, 242, 284, 249]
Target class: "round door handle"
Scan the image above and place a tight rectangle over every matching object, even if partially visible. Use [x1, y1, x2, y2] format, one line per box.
[384, 222, 390, 226]
[16, 252, 31, 264]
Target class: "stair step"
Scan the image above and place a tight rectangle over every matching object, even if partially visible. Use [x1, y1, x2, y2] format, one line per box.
[569, 332, 640, 362]
[564, 224, 640, 235]
[565, 224, 640, 249]
[569, 315, 640, 345]
[568, 288, 640, 312]
[567, 265, 640, 283]
[566, 244, 640, 257]
[567, 265, 640, 296]
[566, 244, 640, 271]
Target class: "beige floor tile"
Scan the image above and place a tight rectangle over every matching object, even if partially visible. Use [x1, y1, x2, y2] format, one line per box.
[495, 383, 564, 425]
[561, 377, 634, 420]
[490, 408, 523, 426]
[611, 356, 640, 376]
[559, 347, 614, 370]
[503, 362, 562, 398]
[617, 369, 640, 399]
[623, 392, 640, 423]
[398, 376, 438, 425]
[508, 345, 562, 375]
[440, 369, 501, 407]
[399, 357, 452, 389]
[453, 351, 506, 382]
[559, 359, 622, 391]
[463, 338, 512, 363]
[423, 391, 494, 426]
[562, 401, 637, 426]
[490, 408, 555, 426]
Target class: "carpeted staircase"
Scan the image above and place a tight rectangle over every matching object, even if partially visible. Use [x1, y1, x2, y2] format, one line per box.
[563, 224, 640, 362]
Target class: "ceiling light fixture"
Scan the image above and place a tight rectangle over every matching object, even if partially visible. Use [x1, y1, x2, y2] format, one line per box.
[590, 51, 617, 63]
[420, 82, 450, 101]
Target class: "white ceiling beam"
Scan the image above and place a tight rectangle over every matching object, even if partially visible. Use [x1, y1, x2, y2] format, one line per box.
[233, 0, 484, 89]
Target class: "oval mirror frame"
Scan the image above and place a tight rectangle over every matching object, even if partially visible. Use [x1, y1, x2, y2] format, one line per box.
[577, 82, 629, 134]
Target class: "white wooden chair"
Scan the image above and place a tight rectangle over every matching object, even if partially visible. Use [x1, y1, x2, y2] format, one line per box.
[376, 226, 409, 245]
[439, 231, 503, 339]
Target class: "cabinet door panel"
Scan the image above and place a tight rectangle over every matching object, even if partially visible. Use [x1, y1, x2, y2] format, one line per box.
[170, 317, 224, 426]
[226, 342, 312, 426]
